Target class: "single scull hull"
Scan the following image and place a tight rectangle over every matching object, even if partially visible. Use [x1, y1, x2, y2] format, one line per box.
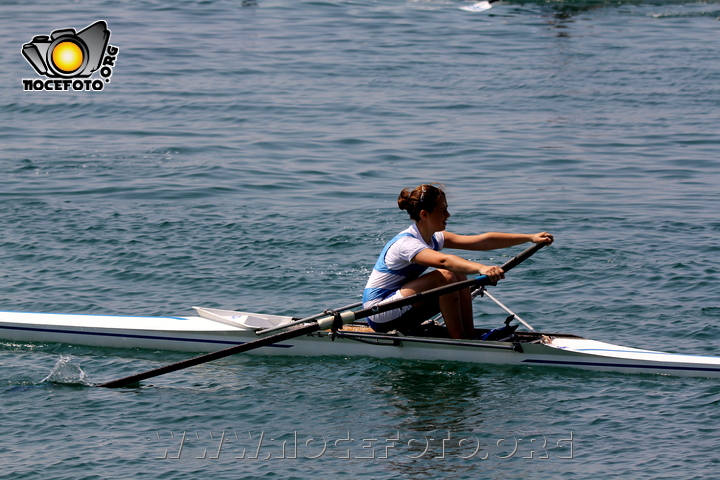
[2, 310, 720, 378]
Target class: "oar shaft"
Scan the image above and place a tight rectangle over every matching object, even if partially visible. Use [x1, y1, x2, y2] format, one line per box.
[258, 301, 362, 336]
[97, 323, 319, 388]
[500, 241, 547, 273]
[96, 242, 549, 388]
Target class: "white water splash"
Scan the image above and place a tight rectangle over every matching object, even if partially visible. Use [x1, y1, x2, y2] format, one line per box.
[459, 1, 493, 12]
[41, 355, 92, 386]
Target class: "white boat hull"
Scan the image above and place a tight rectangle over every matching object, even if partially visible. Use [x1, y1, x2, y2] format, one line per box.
[2, 310, 720, 378]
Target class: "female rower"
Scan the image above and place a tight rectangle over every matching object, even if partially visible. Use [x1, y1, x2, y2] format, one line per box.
[362, 184, 553, 340]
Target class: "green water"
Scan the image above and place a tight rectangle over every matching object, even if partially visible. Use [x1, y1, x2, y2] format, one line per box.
[2, 0, 720, 478]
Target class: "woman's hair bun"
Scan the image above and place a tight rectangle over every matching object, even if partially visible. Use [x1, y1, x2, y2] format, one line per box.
[397, 188, 413, 211]
[396, 184, 445, 221]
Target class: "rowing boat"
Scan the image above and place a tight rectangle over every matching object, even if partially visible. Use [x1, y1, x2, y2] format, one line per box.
[2, 301, 720, 378]
[3, 244, 717, 380]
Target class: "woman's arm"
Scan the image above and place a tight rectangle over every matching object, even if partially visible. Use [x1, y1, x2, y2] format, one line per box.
[443, 231, 553, 251]
[412, 249, 505, 281]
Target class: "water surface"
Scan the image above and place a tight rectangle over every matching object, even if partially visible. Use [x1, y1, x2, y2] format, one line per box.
[1, 0, 719, 478]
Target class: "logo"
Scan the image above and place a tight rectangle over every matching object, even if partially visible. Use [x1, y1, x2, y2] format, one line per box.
[21, 20, 119, 91]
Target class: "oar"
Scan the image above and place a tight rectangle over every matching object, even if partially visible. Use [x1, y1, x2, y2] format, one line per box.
[97, 241, 548, 388]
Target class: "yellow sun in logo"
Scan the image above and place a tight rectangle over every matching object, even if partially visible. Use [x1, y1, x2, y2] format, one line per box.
[52, 41, 84, 73]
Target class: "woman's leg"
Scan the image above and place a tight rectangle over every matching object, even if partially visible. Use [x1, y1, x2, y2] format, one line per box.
[457, 274, 475, 337]
[400, 269, 474, 339]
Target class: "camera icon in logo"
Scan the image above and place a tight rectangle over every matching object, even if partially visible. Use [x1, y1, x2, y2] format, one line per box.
[22, 21, 110, 78]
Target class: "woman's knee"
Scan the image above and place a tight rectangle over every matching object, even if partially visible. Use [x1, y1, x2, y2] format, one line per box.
[436, 269, 467, 284]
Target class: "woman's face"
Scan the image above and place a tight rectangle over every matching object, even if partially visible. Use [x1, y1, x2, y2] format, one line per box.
[423, 197, 450, 232]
